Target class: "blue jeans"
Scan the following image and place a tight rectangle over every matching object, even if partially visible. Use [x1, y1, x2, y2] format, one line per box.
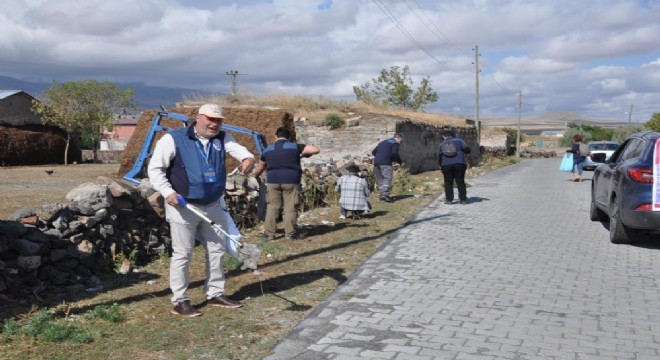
[573, 159, 584, 176]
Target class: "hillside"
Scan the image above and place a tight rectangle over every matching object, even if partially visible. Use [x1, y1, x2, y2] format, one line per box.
[482, 111, 631, 132]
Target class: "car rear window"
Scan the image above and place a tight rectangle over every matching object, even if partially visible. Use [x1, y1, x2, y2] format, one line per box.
[589, 143, 619, 151]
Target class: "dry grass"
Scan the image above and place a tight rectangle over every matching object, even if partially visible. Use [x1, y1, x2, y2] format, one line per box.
[0, 164, 121, 219]
[182, 93, 468, 127]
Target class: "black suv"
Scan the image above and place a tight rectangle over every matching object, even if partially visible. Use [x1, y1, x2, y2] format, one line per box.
[590, 131, 660, 244]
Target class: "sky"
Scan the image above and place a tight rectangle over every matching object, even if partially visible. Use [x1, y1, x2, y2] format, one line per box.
[1, 0, 659, 122]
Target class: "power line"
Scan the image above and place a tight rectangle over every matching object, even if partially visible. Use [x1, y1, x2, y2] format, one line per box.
[405, 0, 468, 55]
[372, 0, 458, 71]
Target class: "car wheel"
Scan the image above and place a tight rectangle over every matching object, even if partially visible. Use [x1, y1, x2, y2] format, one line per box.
[589, 194, 607, 222]
[609, 199, 635, 244]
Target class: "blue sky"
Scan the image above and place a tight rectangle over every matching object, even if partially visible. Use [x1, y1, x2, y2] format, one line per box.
[0, 0, 659, 121]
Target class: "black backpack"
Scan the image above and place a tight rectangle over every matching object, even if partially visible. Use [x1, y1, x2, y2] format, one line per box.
[441, 140, 457, 157]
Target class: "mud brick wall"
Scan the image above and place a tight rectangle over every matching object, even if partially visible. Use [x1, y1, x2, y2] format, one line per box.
[395, 121, 478, 174]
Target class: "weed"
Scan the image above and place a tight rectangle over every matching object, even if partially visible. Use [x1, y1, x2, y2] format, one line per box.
[85, 304, 124, 323]
[223, 255, 242, 271]
[3, 309, 94, 343]
[391, 169, 419, 194]
[259, 241, 280, 254]
[324, 113, 345, 129]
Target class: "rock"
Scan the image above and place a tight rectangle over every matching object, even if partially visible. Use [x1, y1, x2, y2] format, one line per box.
[17, 255, 41, 271]
[14, 238, 41, 256]
[8, 209, 36, 222]
[77, 240, 96, 258]
[0, 220, 28, 238]
[24, 227, 50, 243]
[118, 258, 131, 275]
[65, 183, 113, 215]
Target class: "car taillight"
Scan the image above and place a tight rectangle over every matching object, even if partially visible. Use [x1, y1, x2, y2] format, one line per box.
[635, 204, 652, 211]
[628, 168, 653, 183]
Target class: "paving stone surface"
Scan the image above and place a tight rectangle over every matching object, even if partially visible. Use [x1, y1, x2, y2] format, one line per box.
[265, 159, 660, 360]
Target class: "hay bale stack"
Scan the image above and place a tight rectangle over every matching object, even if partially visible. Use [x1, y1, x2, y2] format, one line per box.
[118, 106, 294, 179]
[0, 124, 81, 165]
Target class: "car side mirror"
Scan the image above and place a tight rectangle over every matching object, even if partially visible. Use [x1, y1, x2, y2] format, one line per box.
[591, 153, 607, 163]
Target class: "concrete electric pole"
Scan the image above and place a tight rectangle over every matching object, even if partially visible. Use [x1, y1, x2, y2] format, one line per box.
[516, 90, 522, 158]
[474, 45, 480, 145]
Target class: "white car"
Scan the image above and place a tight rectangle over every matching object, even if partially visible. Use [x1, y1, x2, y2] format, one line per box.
[583, 141, 620, 170]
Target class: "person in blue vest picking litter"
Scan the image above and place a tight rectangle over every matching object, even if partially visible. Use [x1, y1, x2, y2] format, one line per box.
[147, 103, 255, 317]
[253, 127, 320, 241]
[438, 130, 471, 205]
[372, 133, 403, 202]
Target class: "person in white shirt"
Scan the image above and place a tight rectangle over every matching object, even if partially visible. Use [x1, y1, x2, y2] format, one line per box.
[148, 104, 255, 317]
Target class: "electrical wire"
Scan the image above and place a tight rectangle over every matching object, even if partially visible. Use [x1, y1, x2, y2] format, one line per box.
[372, 0, 459, 71]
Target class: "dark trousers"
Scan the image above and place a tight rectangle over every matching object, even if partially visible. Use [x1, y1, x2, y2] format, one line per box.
[441, 163, 467, 201]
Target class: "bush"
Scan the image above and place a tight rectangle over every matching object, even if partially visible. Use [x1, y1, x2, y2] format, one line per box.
[324, 113, 345, 130]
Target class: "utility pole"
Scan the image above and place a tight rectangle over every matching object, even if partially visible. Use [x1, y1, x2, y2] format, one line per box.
[627, 104, 633, 137]
[516, 90, 522, 158]
[225, 70, 246, 99]
[474, 45, 480, 144]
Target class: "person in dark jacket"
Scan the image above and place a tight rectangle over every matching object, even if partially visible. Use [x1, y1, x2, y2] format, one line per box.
[147, 103, 255, 317]
[438, 130, 471, 205]
[566, 134, 590, 182]
[254, 127, 320, 240]
[372, 133, 403, 202]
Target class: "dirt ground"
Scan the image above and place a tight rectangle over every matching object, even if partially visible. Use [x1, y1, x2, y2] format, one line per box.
[0, 163, 121, 220]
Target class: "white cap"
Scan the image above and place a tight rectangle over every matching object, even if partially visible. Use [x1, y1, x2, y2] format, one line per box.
[198, 104, 226, 119]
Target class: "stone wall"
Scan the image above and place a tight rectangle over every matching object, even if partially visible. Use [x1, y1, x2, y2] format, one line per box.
[295, 114, 400, 161]
[296, 114, 477, 175]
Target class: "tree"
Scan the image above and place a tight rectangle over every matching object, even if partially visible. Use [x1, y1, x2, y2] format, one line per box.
[353, 65, 438, 111]
[32, 80, 136, 164]
[645, 112, 660, 132]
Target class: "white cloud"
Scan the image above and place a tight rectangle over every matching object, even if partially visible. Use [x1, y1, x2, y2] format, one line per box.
[0, 0, 658, 121]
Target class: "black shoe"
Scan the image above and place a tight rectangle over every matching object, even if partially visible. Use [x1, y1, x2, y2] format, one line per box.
[460, 200, 468, 205]
[380, 196, 394, 202]
[444, 200, 453, 205]
[171, 300, 202, 317]
[285, 232, 307, 240]
[207, 295, 243, 308]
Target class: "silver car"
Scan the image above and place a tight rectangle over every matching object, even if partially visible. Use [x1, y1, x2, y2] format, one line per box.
[583, 141, 620, 170]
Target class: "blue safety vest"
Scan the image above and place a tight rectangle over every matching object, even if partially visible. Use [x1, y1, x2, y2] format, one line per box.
[167, 126, 226, 204]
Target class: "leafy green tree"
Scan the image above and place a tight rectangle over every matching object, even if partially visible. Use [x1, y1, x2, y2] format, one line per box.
[645, 112, 660, 131]
[353, 65, 438, 111]
[560, 126, 591, 147]
[612, 123, 648, 143]
[32, 81, 136, 164]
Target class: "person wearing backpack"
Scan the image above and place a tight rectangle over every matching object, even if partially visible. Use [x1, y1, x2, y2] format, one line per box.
[371, 133, 403, 202]
[566, 134, 590, 182]
[438, 130, 471, 205]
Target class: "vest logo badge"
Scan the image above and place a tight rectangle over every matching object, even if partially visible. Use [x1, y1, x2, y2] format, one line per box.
[212, 139, 222, 151]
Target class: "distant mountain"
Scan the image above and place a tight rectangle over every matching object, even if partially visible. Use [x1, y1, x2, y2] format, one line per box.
[0, 75, 218, 110]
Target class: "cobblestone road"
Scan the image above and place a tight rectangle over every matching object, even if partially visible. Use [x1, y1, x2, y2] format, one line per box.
[266, 158, 660, 360]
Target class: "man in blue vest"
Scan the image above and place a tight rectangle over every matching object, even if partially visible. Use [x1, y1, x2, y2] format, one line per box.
[253, 127, 320, 240]
[372, 133, 403, 202]
[148, 103, 255, 317]
[438, 130, 471, 205]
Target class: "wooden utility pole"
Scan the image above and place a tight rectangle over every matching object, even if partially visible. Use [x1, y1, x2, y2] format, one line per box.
[474, 45, 480, 144]
[516, 90, 522, 158]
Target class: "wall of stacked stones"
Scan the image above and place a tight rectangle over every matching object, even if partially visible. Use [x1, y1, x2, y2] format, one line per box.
[0, 170, 271, 294]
